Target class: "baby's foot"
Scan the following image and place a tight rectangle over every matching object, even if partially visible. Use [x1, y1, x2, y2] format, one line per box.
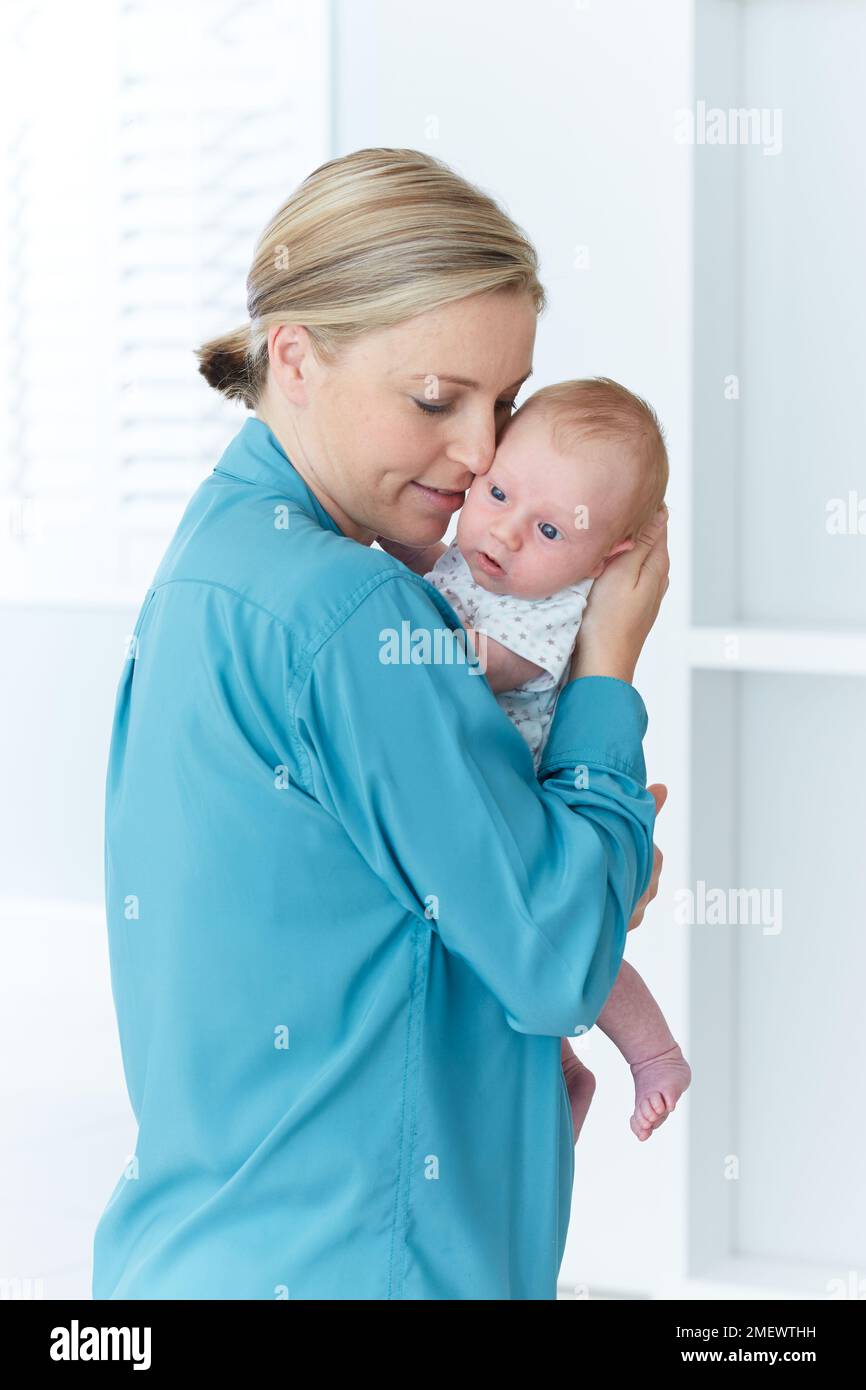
[561, 1041, 597, 1144]
[629, 1043, 692, 1141]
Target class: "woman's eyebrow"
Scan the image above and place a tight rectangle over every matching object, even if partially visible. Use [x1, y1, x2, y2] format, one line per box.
[406, 369, 533, 390]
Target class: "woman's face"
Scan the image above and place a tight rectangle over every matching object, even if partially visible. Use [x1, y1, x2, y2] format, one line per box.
[262, 290, 537, 546]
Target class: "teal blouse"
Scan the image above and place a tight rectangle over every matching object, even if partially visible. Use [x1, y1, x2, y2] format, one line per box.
[91, 416, 656, 1301]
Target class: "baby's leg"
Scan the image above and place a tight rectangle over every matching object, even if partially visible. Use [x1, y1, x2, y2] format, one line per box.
[595, 959, 692, 1140]
[561, 1037, 596, 1144]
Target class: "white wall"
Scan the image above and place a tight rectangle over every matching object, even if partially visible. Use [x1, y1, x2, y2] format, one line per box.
[688, 0, 866, 1294]
[0, 0, 331, 1300]
[332, 0, 696, 1297]
[10, 0, 860, 1303]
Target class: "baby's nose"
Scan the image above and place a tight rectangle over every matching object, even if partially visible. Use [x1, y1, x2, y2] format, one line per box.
[491, 522, 521, 552]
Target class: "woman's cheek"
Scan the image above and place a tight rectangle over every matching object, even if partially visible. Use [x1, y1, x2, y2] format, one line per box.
[380, 410, 425, 462]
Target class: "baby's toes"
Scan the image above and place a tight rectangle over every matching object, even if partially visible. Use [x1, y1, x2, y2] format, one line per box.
[641, 1092, 667, 1120]
[630, 1111, 652, 1141]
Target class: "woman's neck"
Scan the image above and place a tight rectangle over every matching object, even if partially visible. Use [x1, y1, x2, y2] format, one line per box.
[253, 403, 376, 547]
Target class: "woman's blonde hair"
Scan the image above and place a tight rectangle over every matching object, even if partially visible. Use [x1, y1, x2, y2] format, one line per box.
[195, 147, 546, 409]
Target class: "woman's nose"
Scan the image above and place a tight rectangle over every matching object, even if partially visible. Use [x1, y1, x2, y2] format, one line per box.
[445, 414, 497, 474]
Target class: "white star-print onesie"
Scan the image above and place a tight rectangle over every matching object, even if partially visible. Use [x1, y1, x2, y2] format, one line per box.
[425, 541, 594, 771]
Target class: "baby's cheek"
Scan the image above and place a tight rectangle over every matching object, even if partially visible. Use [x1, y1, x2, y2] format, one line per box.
[456, 498, 480, 548]
[519, 551, 547, 592]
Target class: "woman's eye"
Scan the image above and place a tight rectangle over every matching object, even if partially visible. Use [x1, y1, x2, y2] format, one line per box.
[496, 398, 518, 412]
[539, 522, 562, 541]
[413, 398, 454, 416]
[490, 485, 506, 502]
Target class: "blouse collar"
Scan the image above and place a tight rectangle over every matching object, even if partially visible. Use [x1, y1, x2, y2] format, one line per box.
[213, 416, 345, 538]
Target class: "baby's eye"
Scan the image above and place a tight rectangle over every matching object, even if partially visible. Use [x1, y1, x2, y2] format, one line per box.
[538, 521, 562, 541]
[490, 484, 507, 502]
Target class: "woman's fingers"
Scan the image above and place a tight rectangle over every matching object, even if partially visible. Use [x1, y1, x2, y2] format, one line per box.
[638, 510, 670, 585]
[603, 506, 669, 596]
[627, 785, 667, 930]
[570, 506, 670, 681]
[632, 505, 668, 553]
[626, 506, 670, 586]
[627, 842, 663, 930]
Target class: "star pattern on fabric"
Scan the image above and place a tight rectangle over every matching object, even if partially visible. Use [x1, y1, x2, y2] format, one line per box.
[424, 542, 595, 768]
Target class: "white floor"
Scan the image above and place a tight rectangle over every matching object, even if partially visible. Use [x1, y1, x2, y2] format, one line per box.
[0, 900, 136, 1301]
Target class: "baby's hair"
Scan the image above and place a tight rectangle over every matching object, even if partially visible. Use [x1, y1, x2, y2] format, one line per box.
[517, 376, 669, 539]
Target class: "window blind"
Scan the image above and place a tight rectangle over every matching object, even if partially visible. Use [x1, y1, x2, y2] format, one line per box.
[0, 0, 331, 604]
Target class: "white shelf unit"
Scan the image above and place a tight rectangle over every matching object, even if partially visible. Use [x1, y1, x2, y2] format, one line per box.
[684, 0, 866, 1299]
[689, 627, 866, 677]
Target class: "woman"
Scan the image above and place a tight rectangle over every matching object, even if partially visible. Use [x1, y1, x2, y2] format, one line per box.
[91, 148, 669, 1301]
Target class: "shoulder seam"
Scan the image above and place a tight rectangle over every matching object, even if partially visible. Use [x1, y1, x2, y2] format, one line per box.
[146, 576, 294, 630]
[145, 562, 424, 637]
[287, 568, 456, 793]
[146, 567, 455, 798]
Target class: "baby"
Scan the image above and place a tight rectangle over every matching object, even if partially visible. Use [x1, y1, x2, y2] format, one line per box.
[418, 376, 692, 1144]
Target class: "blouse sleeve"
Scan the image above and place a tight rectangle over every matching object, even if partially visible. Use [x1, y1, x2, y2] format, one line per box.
[290, 570, 656, 1038]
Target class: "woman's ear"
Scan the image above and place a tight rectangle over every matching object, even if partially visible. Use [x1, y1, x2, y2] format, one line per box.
[268, 323, 317, 406]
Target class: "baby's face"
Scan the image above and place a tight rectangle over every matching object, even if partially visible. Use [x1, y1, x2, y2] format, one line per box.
[455, 410, 639, 599]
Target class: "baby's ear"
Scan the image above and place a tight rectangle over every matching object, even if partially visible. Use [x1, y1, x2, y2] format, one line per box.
[590, 538, 636, 579]
[605, 538, 636, 561]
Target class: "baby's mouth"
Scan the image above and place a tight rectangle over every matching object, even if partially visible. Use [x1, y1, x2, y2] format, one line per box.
[475, 549, 505, 579]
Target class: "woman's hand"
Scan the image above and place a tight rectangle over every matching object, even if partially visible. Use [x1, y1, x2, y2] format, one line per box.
[570, 505, 670, 685]
[627, 783, 667, 931]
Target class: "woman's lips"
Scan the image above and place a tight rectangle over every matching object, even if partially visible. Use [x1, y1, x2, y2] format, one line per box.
[474, 549, 505, 578]
[410, 481, 465, 513]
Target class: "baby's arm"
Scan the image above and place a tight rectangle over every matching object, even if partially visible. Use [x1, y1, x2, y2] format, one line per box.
[464, 627, 546, 694]
[386, 543, 559, 693]
[377, 546, 552, 692]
